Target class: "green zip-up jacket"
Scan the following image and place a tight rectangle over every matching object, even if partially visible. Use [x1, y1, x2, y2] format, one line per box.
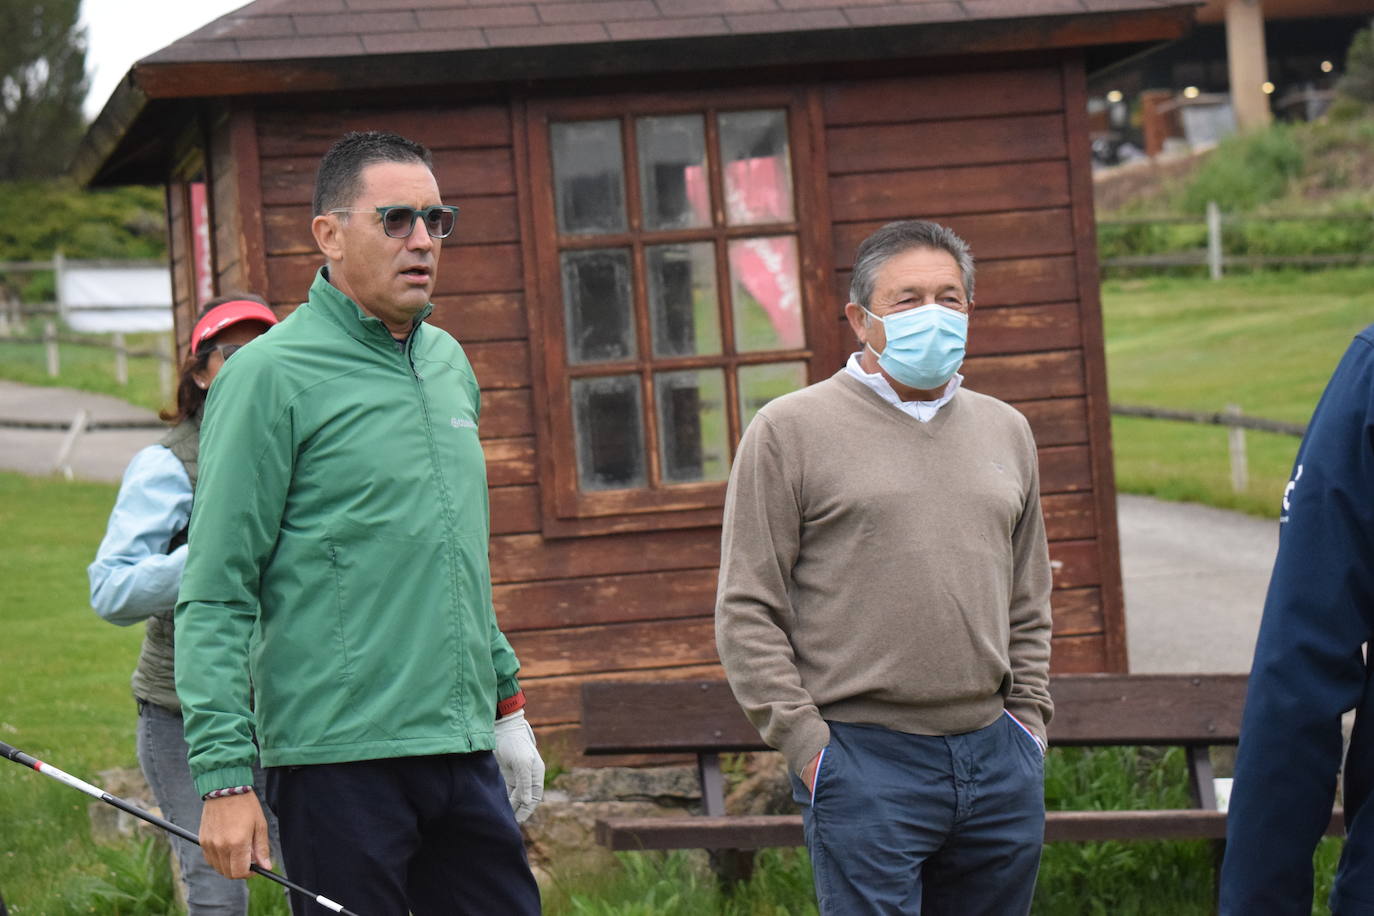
[175, 269, 521, 797]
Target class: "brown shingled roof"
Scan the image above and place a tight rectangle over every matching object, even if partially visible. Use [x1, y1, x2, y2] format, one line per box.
[76, 0, 1197, 186]
[145, 0, 1189, 63]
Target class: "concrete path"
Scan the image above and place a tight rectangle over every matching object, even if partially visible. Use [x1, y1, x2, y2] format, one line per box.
[1119, 493, 1275, 674]
[0, 380, 162, 482]
[0, 381, 1278, 673]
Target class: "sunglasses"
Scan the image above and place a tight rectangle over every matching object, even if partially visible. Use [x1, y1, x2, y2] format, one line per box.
[202, 343, 244, 361]
[329, 205, 460, 239]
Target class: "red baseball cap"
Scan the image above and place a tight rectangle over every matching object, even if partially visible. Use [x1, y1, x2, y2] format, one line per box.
[191, 300, 279, 353]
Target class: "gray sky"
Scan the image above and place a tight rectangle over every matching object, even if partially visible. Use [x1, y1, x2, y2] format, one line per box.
[81, 0, 249, 119]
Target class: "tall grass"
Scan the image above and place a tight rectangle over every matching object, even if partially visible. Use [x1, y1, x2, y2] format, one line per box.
[540, 746, 1341, 914]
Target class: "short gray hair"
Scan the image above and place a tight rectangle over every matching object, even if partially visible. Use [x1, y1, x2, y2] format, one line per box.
[849, 220, 975, 311]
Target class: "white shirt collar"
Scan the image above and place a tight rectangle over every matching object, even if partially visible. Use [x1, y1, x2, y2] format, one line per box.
[844, 352, 962, 423]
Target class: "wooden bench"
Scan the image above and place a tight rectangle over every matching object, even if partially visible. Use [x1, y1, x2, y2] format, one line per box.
[581, 674, 1344, 877]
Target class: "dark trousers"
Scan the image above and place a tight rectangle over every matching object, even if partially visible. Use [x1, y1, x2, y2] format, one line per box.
[265, 752, 540, 916]
[791, 715, 1045, 916]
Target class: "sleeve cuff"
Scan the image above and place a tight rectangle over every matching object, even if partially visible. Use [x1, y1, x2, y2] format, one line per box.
[193, 766, 256, 800]
[496, 689, 526, 718]
[780, 717, 832, 778]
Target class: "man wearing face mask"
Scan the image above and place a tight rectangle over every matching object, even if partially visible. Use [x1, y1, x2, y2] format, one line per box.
[715, 219, 1053, 915]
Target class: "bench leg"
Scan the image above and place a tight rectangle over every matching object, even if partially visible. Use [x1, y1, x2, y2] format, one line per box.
[708, 848, 756, 888]
[1185, 746, 1225, 915]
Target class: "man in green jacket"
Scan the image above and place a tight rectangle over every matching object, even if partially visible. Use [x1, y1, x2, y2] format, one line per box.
[175, 131, 542, 915]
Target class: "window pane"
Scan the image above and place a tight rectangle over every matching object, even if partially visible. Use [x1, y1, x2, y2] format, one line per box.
[572, 375, 645, 491]
[729, 235, 804, 352]
[562, 249, 635, 364]
[646, 243, 721, 357]
[637, 115, 709, 231]
[718, 110, 794, 225]
[738, 362, 808, 432]
[551, 120, 627, 235]
[655, 369, 728, 483]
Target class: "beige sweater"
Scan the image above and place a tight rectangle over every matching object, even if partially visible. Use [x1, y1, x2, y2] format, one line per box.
[715, 370, 1053, 775]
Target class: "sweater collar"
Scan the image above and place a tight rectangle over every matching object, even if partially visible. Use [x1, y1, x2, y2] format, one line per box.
[308, 267, 433, 349]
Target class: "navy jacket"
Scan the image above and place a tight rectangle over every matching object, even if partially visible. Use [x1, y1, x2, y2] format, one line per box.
[1221, 326, 1374, 914]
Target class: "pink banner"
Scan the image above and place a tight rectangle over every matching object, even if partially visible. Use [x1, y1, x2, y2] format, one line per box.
[189, 182, 213, 305]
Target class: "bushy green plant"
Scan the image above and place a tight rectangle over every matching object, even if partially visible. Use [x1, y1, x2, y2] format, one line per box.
[1337, 18, 1374, 105]
[1225, 214, 1374, 258]
[1096, 221, 1200, 261]
[1179, 125, 1305, 214]
[62, 836, 176, 915]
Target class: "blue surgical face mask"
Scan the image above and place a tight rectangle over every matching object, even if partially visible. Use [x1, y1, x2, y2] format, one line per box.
[863, 303, 968, 390]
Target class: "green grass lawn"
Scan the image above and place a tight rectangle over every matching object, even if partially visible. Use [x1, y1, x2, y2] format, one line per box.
[0, 472, 138, 909]
[1102, 267, 1374, 517]
[0, 473, 287, 914]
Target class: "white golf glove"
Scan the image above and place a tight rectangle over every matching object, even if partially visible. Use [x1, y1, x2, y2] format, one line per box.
[493, 709, 545, 823]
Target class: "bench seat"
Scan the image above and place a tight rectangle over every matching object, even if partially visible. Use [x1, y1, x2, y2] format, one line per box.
[597, 808, 1345, 851]
[581, 674, 1346, 893]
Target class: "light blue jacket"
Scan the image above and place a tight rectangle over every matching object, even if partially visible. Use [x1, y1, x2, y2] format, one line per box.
[89, 445, 190, 625]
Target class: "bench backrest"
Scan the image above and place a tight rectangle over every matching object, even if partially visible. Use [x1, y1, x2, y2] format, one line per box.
[581, 673, 1250, 756]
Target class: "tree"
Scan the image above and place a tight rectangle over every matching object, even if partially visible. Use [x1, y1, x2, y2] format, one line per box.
[1338, 18, 1374, 105]
[0, 0, 88, 180]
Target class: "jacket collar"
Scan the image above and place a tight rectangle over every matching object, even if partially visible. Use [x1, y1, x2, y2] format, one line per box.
[308, 267, 434, 349]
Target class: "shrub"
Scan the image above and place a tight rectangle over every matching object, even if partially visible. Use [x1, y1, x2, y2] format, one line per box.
[1337, 18, 1374, 105]
[1179, 125, 1305, 214]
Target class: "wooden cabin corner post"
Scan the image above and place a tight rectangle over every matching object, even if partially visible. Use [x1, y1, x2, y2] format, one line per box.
[1061, 55, 1129, 673]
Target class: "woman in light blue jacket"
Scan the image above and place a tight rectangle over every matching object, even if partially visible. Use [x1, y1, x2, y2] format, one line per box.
[89, 295, 278, 915]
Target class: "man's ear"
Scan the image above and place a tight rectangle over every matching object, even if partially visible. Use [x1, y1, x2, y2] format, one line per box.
[843, 302, 869, 344]
[312, 213, 344, 261]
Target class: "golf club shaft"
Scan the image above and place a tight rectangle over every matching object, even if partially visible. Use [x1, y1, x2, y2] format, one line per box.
[0, 740, 359, 916]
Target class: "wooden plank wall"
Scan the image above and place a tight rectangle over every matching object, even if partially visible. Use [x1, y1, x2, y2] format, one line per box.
[239, 59, 1123, 766]
[822, 62, 1124, 675]
[209, 111, 244, 298]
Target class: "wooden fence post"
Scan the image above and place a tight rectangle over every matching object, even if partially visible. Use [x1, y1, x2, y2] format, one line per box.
[53, 408, 90, 480]
[1226, 403, 1248, 493]
[1207, 201, 1224, 281]
[44, 320, 59, 378]
[113, 332, 128, 385]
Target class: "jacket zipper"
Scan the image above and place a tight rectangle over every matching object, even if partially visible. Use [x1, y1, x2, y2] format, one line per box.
[402, 334, 471, 739]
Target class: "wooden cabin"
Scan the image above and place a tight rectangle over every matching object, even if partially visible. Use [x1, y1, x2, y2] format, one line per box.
[76, 0, 1195, 763]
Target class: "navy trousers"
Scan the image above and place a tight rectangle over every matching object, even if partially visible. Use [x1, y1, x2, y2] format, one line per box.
[265, 752, 541, 916]
[791, 714, 1045, 915]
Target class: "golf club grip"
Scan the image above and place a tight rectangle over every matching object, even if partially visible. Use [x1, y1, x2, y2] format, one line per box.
[0, 740, 38, 768]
